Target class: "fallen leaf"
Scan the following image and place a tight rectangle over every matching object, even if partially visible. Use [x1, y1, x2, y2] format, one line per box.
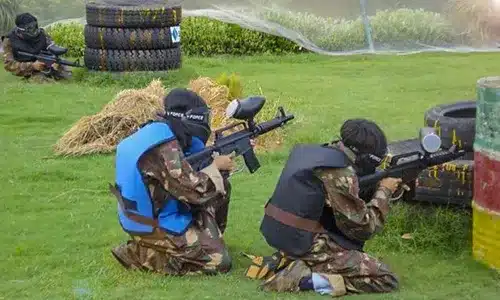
[401, 233, 413, 240]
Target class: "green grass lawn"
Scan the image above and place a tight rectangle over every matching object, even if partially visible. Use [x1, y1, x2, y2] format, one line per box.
[1, 53, 500, 300]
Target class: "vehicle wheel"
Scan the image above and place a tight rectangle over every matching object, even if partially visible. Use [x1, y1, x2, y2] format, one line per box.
[85, 2, 182, 28]
[83, 48, 181, 72]
[84, 25, 181, 50]
[424, 100, 476, 152]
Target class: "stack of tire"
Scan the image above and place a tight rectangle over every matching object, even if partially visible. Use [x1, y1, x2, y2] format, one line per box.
[386, 100, 476, 208]
[417, 100, 476, 208]
[83, 1, 182, 72]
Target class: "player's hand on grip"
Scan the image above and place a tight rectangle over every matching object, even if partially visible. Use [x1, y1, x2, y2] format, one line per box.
[379, 177, 403, 194]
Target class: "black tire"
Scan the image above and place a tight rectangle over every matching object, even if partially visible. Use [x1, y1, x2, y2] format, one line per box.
[84, 48, 181, 72]
[424, 100, 476, 152]
[414, 159, 473, 207]
[84, 25, 180, 50]
[85, 2, 182, 28]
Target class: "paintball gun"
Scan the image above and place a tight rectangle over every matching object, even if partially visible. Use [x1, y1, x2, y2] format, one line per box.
[17, 43, 83, 77]
[186, 96, 294, 176]
[358, 127, 466, 201]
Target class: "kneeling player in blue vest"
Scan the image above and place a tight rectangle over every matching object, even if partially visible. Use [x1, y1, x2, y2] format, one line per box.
[109, 88, 236, 275]
[255, 119, 401, 297]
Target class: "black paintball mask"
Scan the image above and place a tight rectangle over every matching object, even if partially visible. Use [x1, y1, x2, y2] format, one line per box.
[161, 88, 212, 151]
[165, 107, 211, 142]
[15, 13, 41, 40]
[347, 145, 387, 177]
[339, 119, 388, 177]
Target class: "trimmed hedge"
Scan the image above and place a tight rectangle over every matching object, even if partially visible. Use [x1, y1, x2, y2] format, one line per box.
[45, 8, 456, 58]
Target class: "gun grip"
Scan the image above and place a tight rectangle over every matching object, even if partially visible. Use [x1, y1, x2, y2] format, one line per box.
[243, 148, 260, 173]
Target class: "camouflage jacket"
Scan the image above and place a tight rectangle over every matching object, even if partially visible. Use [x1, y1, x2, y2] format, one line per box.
[137, 138, 225, 215]
[2, 34, 54, 77]
[314, 143, 392, 243]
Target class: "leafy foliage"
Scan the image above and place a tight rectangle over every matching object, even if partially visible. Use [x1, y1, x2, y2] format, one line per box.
[45, 22, 85, 57]
[180, 16, 305, 56]
[262, 8, 455, 51]
[44, 9, 456, 57]
[0, 0, 20, 36]
[215, 72, 244, 100]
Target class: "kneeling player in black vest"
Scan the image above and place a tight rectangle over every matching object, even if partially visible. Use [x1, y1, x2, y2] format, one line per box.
[257, 119, 401, 297]
[1, 13, 71, 82]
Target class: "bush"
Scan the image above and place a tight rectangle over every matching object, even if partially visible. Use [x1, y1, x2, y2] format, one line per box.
[0, 0, 20, 36]
[44, 8, 456, 57]
[180, 16, 304, 55]
[45, 22, 85, 57]
[262, 8, 455, 51]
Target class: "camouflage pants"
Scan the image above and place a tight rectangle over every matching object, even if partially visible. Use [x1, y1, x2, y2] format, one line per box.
[298, 233, 399, 295]
[112, 183, 233, 276]
[24, 65, 71, 83]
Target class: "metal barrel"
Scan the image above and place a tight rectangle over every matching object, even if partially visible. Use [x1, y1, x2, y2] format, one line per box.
[472, 77, 500, 271]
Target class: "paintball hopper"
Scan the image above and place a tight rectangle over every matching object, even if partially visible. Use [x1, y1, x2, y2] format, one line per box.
[419, 127, 441, 153]
[46, 43, 68, 56]
[226, 97, 265, 120]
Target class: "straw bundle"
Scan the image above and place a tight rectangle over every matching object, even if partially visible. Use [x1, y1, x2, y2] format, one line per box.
[53, 79, 165, 156]
[188, 76, 231, 131]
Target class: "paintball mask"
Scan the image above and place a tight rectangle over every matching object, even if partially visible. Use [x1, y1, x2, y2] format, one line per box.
[349, 146, 387, 177]
[165, 106, 212, 144]
[15, 13, 41, 40]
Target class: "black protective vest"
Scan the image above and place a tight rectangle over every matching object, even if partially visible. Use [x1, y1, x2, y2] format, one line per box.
[260, 144, 365, 257]
[6, 29, 48, 62]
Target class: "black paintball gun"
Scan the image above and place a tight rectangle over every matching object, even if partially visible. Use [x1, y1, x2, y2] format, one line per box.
[358, 127, 466, 201]
[17, 43, 83, 77]
[186, 96, 294, 175]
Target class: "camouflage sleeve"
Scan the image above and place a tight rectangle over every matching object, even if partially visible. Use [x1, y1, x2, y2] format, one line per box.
[2, 38, 36, 76]
[315, 166, 393, 242]
[138, 139, 222, 206]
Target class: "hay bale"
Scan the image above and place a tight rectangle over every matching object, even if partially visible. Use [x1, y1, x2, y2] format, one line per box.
[54, 79, 165, 156]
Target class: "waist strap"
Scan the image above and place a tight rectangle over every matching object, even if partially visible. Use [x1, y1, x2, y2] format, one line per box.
[265, 203, 326, 233]
[109, 183, 159, 228]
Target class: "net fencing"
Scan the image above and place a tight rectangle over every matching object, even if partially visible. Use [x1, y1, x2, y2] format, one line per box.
[4, 0, 500, 55]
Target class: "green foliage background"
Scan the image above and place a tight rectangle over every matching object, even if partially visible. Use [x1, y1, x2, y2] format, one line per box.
[0, 0, 20, 36]
[43, 8, 458, 58]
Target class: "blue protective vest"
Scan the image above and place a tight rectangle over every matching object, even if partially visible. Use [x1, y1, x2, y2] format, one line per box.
[114, 121, 206, 236]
